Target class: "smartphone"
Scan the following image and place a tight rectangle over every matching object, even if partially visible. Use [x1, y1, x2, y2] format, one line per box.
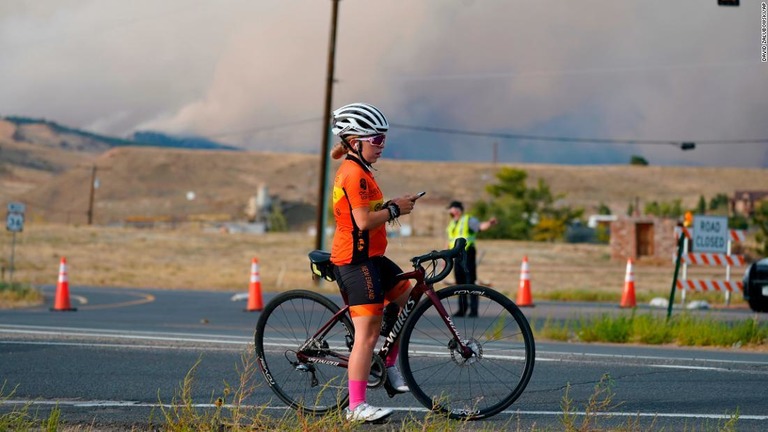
[413, 191, 426, 200]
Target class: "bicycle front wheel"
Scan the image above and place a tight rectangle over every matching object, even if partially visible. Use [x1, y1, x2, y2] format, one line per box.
[254, 290, 354, 415]
[400, 285, 535, 420]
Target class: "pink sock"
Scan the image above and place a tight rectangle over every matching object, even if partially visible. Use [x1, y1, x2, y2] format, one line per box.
[348, 380, 367, 410]
[385, 344, 400, 368]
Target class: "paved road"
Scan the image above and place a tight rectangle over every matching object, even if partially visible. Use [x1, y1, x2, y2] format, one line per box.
[1, 286, 767, 430]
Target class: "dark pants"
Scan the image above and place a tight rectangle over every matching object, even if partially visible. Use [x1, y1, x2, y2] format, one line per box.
[453, 245, 478, 316]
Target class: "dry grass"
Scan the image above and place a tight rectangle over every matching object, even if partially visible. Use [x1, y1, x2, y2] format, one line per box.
[1, 223, 741, 308]
[3, 141, 768, 229]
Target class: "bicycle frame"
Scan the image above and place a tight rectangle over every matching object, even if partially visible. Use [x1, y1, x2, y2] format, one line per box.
[295, 264, 473, 370]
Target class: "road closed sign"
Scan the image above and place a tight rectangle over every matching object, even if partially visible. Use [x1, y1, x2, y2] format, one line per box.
[692, 215, 728, 253]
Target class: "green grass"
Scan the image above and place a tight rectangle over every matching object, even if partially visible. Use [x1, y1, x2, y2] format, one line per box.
[0, 381, 61, 432]
[543, 289, 621, 303]
[0, 281, 43, 308]
[540, 289, 748, 307]
[536, 311, 768, 348]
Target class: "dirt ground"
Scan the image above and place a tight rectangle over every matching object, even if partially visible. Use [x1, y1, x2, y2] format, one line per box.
[1, 223, 740, 308]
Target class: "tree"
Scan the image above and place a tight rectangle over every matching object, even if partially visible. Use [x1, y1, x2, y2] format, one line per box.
[644, 201, 659, 216]
[597, 202, 612, 215]
[708, 193, 729, 212]
[752, 201, 768, 256]
[475, 167, 583, 241]
[644, 199, 684, 218]
[696, 195, 707, 214]
[629, 155, 648, 166]
[268, 204, 288, 232]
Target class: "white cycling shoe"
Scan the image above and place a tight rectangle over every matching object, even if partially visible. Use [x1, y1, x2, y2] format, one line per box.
[387, 366, 410, 393]
[345, 402, 394, 422]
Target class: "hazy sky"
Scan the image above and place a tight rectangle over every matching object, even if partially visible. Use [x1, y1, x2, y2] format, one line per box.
[1, 0, 766, 167]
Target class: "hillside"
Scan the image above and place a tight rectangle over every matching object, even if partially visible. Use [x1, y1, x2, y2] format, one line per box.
[4, 145, 767, 234]
[0, 116, 239, 209]
[2, 117, 767, 231]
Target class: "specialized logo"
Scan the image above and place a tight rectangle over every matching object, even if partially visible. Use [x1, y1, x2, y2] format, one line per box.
[381, 297, 416, 356]
[311, 358, 341, 367]
[359, 178, 367, 190]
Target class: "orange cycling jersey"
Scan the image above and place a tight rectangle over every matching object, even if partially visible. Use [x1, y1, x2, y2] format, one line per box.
[331, 156, 387, 265]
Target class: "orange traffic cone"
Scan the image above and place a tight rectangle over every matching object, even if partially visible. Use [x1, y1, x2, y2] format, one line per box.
[620, 258, 637, 308]
[50, 257, 77, 312]
[246, 257, 263, 312]
[516, 256, 534, 307]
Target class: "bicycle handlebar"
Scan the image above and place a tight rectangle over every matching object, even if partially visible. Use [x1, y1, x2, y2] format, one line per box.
[411, 238, 467, 285]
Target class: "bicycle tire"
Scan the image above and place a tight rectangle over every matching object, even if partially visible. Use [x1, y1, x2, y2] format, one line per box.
[400, 284, 535, 420]
[254, 290, 354, 415]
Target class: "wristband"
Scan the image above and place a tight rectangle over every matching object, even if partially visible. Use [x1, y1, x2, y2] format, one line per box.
[387, 203, 401, 222]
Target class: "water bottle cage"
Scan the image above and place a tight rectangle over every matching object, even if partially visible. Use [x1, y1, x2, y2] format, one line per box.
[380, 303, 399, 336]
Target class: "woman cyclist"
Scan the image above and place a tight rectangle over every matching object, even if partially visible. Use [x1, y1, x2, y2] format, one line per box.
[329, 102, 419, 423]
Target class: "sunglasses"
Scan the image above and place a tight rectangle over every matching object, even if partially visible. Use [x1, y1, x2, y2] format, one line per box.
[357, 134, 386, 147]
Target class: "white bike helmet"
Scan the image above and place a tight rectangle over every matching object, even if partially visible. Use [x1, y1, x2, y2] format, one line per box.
[331, 103, 389, 137]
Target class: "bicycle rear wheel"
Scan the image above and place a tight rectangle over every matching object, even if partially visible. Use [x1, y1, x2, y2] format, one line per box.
[254, 290, 354, 415]
[400, 284, 535, 420]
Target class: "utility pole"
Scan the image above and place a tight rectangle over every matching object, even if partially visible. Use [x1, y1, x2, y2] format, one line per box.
[87, 164, 97, 225]
[314, 0, 340, 252]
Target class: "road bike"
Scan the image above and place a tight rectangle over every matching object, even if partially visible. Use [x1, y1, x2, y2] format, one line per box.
[254, 238, 535, 420]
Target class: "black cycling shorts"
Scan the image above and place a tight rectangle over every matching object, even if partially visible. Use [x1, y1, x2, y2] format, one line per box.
[333, 256, 409, 317]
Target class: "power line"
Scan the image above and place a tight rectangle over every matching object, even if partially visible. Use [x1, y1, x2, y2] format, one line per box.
[390, 123, 768, 146]
[203, 117, 320, 138]
[192, 117, 767, 147]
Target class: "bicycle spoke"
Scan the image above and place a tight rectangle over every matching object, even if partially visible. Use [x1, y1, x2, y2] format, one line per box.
[401, 285, 535, 419]
[254, 290, 352, 415]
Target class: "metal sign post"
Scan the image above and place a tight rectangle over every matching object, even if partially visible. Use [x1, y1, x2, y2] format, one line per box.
[6, 202, 25, 285]
[668, 233, 686, 321]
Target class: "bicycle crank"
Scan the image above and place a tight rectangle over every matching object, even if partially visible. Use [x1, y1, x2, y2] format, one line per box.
[367, 355, 386, 389]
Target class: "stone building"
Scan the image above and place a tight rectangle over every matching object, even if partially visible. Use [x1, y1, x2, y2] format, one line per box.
[731, 190, 768, 217]
[610, 217, 678, 262]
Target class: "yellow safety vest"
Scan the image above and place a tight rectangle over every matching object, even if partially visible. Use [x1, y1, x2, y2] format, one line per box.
[447, 214, 476, 249]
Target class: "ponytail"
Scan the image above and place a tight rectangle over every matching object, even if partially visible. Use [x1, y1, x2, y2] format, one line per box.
[331, 141, 349, 160]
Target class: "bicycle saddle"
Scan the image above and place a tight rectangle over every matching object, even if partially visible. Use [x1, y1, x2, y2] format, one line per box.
[308, 250, 336, 282]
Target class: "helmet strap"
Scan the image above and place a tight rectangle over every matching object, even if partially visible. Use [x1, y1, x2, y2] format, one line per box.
[340, 136, 376, 172]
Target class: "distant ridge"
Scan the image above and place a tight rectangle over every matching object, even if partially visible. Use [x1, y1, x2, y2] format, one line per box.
[2, 116, 240, 151]
[4, 115, 138, 147]
[131, 131, 241, 151]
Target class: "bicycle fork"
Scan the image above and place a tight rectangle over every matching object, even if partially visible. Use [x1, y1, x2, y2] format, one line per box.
[422, 289, 476, 360]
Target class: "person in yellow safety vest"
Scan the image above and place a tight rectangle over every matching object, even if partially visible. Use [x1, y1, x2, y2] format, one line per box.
[446, 200, 498, 318]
